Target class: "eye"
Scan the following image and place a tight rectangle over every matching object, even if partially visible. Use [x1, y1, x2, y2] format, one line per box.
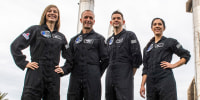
[117, 17, 121, 20]
[158, 23, 162, 26]
[53, 10, 58, 13]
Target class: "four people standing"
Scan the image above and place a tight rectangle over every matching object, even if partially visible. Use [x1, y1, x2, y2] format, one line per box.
[10, 4, 191, 100]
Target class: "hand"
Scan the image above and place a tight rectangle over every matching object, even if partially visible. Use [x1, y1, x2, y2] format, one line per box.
[54, 65, 64, 74]
[160, 61, 175, 69]
[140, 85, 146, 98]
[26, 62, 39, 70]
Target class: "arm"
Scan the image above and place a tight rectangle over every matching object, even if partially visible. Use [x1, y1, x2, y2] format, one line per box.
[10, 26, 37, 70]
[160, 58, 186, 69]
[140, 74, 147, 98]
[129, 32, 142, 69]
[99, 37, 109, 76]
[133, 68, 137, 76]
[55, 38, 73, 76]
[160, 39, 190, 69]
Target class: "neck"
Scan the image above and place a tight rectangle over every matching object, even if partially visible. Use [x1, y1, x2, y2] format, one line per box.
[46, 22, 55, 32]
[154, 35, 162, 43]
[114, 27, 123, 35]
[82, 28, 92, 34]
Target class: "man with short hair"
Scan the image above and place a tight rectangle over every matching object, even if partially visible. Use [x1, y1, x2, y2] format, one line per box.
[56, 10, 109, 100]
[105, 10, 142, 100]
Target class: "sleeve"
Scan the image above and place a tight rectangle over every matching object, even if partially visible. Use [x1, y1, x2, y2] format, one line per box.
[10, 26, 36, 70]
[171, 39, 191, 64]
[142, 48, 148, 75]
[129, 32, 142, 68]
[99, 36, 109, 76]
[61, 38, 74, 76]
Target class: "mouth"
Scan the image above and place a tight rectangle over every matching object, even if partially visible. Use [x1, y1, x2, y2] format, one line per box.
[48, 14, 57, 19]
[155, 28, 161, 32]
[84, 21, 92, 25]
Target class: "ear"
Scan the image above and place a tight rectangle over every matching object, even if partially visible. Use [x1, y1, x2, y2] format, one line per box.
[93, 20, 95, 24]
[110, 21, 112, 25]
[123, 20, 125, 25]
[80, 18, 83, 23]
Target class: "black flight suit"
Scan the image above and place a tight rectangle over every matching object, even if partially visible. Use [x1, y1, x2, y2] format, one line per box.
[10, 24, 68, 100]
[106, 29, 142, 100]
[142, 36, 190, 100]
[65, 30, 109, 100]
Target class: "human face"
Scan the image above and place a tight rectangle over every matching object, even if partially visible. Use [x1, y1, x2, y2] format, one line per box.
[80, 11, 95, 30]
[46, 7, 59, 23]
[110, 14, 125, 29]
[151, 19, 165, 36]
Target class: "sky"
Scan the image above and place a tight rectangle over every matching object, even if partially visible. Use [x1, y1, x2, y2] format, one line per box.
[0, 0, 195, 100]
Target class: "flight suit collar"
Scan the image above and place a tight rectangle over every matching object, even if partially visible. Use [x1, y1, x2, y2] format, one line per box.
[41, 24, 58, 33]
[112, 29, 126, 38]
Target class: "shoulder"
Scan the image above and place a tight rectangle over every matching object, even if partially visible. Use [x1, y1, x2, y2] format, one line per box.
[92, 31, 105, 40]
[27, 25, 41, 30]
[165, 37, 178, 43]
[124, 30, 136, 36]
[70, 34, 81, 41]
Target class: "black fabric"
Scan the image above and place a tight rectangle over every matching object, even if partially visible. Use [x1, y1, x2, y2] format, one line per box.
[11, 24, 68, 100]
[106, 29, 142, 100]
[65, 30, 109, 100]
[142, 36, 191, 100]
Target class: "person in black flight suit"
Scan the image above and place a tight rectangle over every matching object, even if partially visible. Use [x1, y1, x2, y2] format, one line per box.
[105, 10, 142, 100]
[55, 10, 109, 100]
[10, 5, 69, 100]
[140, 18, 191, 100]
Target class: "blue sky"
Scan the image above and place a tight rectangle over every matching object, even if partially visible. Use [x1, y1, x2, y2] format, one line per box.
[0, 0, 194, 100]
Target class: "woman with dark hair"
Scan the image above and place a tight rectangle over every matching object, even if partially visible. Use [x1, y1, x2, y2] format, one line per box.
[10, 5, 68, 100]
[140, 18, 190, 100]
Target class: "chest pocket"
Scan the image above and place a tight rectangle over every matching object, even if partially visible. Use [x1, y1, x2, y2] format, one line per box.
[84, 39, 96, 50]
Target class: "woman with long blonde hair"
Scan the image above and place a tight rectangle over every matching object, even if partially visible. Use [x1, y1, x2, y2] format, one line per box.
[11, 5, 68, 100]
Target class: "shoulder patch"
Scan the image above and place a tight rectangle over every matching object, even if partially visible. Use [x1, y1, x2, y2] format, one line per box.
[75, 35, 83, 44]
[109, 37, 114, 45]
[176, 43, 182, 48]
[131, 40, 137, 44]
[22, 33, 30, 40]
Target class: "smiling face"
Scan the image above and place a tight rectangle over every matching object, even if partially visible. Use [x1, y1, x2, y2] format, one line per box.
[151, 19, 165, 36]
[46, 7, 59, 23]
[110, 14, 125, 29]
[80, 10, 95, 30]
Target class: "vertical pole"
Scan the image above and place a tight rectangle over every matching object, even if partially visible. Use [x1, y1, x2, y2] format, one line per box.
[77, 0, 94, 34]
[193, 0, 200, 99]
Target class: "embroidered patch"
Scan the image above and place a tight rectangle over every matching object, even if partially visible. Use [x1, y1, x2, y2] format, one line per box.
[41, 31, 51, 38]
[176, 43, 182, 48]
[147, 44, 153, 52]
[65, 44, 69, 49]
[131, 40, 137, 44]
[155, 43, 164, 48]
[109, 37, 114, 45]
[84, 39, 94, 44]
[75, 35, 83, 44]
[52, 34, 62, 40]
[116, 38, 123, 43]
[22, 33, 30, 40]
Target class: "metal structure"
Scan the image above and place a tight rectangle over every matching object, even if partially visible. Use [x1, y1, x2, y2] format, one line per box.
[77, 0, 94, 34]
[186, 0, 200, 99]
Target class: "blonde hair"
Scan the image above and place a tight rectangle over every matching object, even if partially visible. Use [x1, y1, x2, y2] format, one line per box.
[39, 5, 60, 31]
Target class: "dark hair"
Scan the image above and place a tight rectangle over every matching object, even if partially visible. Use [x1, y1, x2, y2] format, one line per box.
[111, 10, 124, 20]
[151, 17, 166, 29]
